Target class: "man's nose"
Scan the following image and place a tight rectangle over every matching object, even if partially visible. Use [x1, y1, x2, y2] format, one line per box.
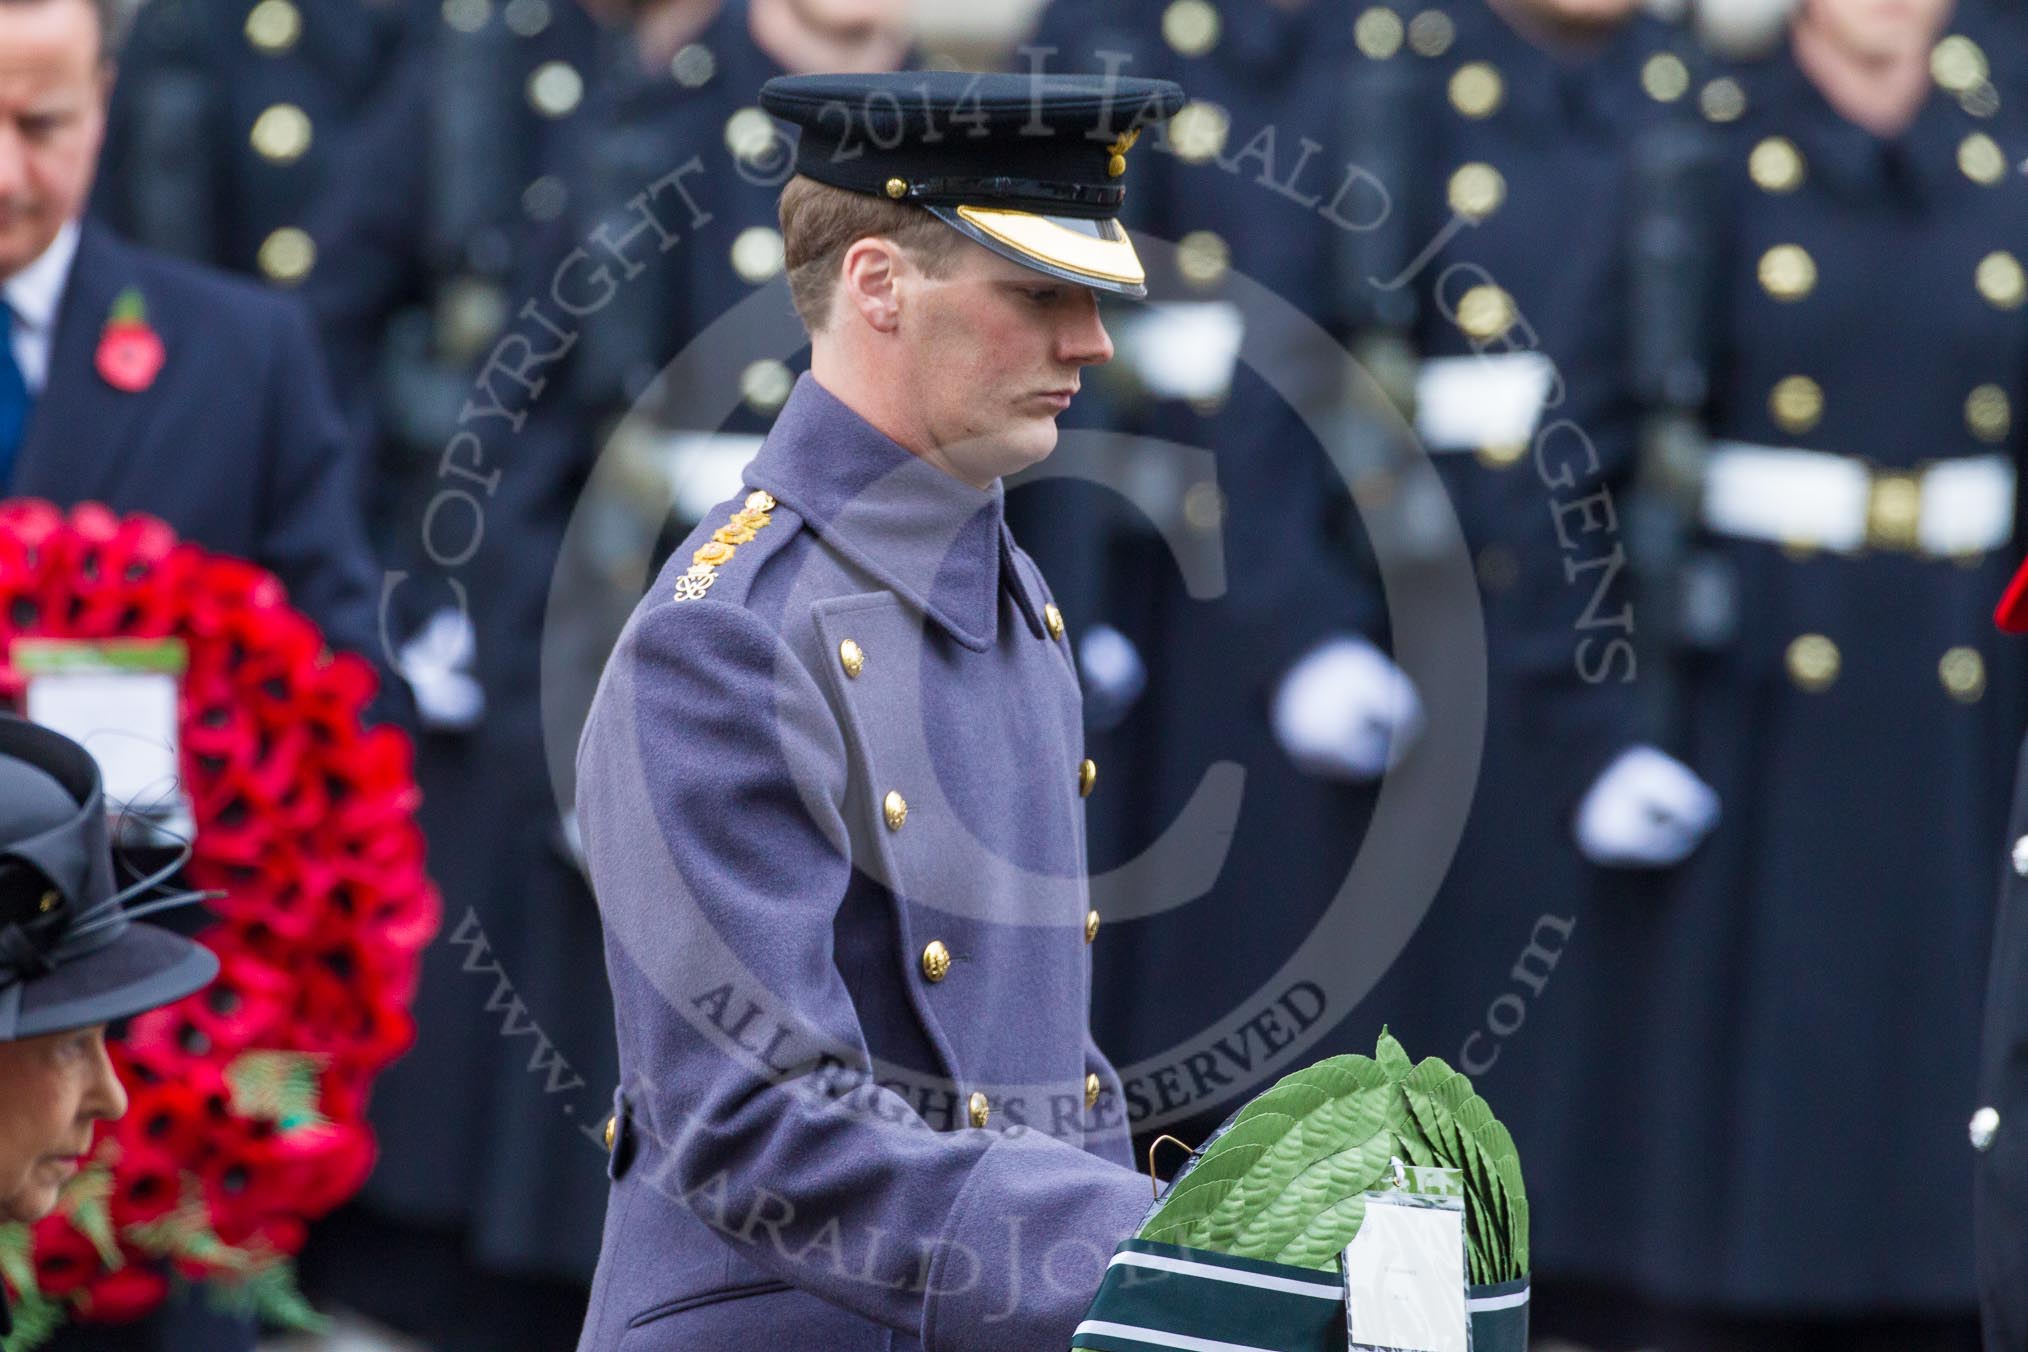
[1060, 290, 1115, 367]
[0, 126, 27, 200]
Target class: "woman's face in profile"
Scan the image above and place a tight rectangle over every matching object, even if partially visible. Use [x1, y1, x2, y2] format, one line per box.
[0, 1022, 127, 1223]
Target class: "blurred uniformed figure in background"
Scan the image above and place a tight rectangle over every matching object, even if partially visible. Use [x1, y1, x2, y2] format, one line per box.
[91, 0, 411, 285]
[288, 2, 612, 1347]
[1983, 556, 2028, 1352]
[1546, 0, 2028, 1346]
[292, 3, 913, 1347]
[1017, 0, 1723, 1201]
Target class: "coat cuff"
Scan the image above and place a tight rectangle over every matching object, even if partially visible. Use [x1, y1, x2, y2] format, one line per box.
[920, 1130, 1150, 1352]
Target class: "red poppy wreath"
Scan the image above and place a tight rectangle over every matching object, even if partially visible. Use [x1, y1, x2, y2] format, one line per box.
[0, 502, 439, 1344]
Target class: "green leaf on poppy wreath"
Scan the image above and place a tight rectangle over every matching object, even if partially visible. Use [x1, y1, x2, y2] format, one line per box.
[1137, 1176, 1242, 1245]
[225, 1051, 328, 1130]
[1204, 1068, 1393, 1245]
[1226, 1083, 1331, 1136]
[1227, 1127, 1394, 1259]
[1275, 1193, 1370, 1270]
[1374, 1027, 1414, 1083]
[1148, 1143, 1268, 1229]
[59, 1163, 123, 1269]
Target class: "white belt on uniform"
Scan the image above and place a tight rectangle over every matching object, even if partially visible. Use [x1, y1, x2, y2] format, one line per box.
[1702, 441, 2015, 557]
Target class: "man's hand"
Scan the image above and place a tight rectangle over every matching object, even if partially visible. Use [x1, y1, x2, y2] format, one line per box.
[1574, 744, 1720, 868]
[1271, 637, 1425, 781]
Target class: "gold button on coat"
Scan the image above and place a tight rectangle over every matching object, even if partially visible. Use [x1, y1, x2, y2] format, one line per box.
[1354, 7, 1404, 59]
[1085, 909, 1101, 944]
[1163, 0, 1220, 56]
[1967, 384, 2011, 442]
[1085, 1073, 1102, 1110]
[1079, 759, 1098, 798]
[968, 1092, 990, 1128]
[1769, 374, 1823, 435]
[603, 1114, 617, 1151]
[250, 103, 312, 164]
[245, 0, 301, 53]
[1978, 252, 2026, 309]
[921, 940, 951, 983]
[1455, 284, 1515, 340]
[1044, 603, 1066, 640]
[257, 227, 315, 283]
[1448, 62, 1503, 118]
[882, 790, 908, 831]
[1749, 137, 1804, 193]
[1960, 132, 2006, 185]
[1940, 646, 1986, 703]
[1785, 634, 1840, 692]
[1641, 52, 1690, 103]
[838, 639, 865, 678]
[1757, 244, 1816, 301]
[1447, 162, 1505, 222]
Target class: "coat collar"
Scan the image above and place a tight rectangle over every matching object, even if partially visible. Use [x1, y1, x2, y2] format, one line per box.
[743, 375, 1042, 652]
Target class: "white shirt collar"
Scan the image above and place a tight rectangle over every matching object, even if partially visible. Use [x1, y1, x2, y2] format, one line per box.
[4, 220, 81, 335]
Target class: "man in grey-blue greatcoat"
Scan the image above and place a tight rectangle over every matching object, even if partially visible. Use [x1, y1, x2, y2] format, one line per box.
[573, 70, 1188, 1351]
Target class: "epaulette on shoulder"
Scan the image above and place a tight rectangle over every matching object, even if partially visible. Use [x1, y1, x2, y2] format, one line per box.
[670, 489, 787, 604]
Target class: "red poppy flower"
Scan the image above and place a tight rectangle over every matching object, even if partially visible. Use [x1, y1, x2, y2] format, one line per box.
[78, 1264, 169, 1324]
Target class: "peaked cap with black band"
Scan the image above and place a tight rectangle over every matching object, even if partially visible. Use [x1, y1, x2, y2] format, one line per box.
[759, 71, 1187, 298]
[0, 718, 217, 1041]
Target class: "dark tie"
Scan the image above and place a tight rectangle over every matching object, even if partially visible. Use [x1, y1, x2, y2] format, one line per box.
[0, 304, 30, 488]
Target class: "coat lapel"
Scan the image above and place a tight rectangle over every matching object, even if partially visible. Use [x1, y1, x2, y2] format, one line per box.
[12, 223, 165, 503]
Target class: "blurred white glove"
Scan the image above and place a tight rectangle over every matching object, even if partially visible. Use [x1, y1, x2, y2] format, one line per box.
[1272, 637, 1426, 781]
[1574, 744, 1720, 868]
[398, 605, 486, 733]
[1078, 623, 1147, 731]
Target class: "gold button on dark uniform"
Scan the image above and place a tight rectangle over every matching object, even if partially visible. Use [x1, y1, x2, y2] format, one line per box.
[1079, 758, 1098, 798]
[1085, 1073, 1102, 1110]
[603, 1114, 617, 1151]
[968, 1092, 991, 1128]
[1769, 374, 1823, 435]
[1750, 137, 1805, 193]
[921, 940, 951, 983]
[1044, 603, 1066, 640]
[882, 790, 908, 831]
[1757, 244, 1816, 301]
[839, 639, 865, 678]
[1085, 909, 1101, 944]
[250, 103, 312, 164]
[1786, 634, 1840, 693]
[1455, 284, 1515, 340]
[245, 0, 301, 53]
[1448, 62, 1502, 119]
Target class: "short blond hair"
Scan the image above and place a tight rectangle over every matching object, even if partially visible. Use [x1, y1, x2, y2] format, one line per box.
[778, 175, 964, 332]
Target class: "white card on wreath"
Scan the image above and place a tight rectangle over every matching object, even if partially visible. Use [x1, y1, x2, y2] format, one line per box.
[16, 638, 187, 814]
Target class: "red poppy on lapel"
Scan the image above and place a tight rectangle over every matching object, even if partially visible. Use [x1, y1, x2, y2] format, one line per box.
[94, 286, 166, 393]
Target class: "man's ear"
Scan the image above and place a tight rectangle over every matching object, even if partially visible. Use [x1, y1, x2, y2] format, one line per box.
[838, 236, 904, 335]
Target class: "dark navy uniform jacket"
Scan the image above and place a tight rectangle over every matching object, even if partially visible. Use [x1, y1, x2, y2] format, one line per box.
[95, 0, 410, 284]
[1566, 38, 2028, 1312]
[1980, 731, 2028, 1352]
[575, 376, 1147, 1350]
[8, 222, 380, 665]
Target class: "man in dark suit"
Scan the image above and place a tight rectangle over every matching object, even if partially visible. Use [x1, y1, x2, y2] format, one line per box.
[1, 0, 385, 1346]
[2, 0, 381, 668]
